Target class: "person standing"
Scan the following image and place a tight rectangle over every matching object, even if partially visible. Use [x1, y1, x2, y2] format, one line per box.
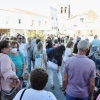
[48, 45, 65, 89]
[33, 38, 41, 55]
[32, 36, 36, 47]
[13, 68, 57, 100]
[91, 35, 100, 52]
[66, 36, 69, 45]
[73, 37, 81, 54]
[63, 41, 73, 63]
[46, 37, 52, 48]
[26, 37, 34, 73]
[53, 39, 59, 48]
[0, 40, 20, 100]
[46, 37, 52, 55]
[63, 40, 96, 100]
[34, 42, 47, 70]
[58, 36, 61, 44]
[61, 37, 64, 44]
[17, 35, 26, 57]
[8, 41, 26, 91]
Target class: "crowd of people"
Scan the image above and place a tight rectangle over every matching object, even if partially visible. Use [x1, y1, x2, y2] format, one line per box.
[0, 33, 100, 100]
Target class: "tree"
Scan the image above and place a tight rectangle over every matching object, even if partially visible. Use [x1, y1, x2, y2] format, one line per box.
[27, 30, 46, 41]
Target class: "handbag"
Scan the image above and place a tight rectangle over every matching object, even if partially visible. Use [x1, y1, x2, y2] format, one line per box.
[1, 88, 17, 100]
[51, 53, 58, 64]
[31, 54, 35, 61]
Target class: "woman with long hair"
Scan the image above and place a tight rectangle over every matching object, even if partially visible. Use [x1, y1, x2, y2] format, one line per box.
[47, 45, 65, 89]
[63, 41, 74, 63]
[34, 42, 47, 70]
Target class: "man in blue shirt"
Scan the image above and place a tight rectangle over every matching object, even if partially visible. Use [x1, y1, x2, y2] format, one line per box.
[91, 35, 100, 52]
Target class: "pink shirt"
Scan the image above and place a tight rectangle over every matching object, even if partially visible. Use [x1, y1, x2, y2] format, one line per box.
[0, 53, 16, 92]
[97, 94, 100, 100]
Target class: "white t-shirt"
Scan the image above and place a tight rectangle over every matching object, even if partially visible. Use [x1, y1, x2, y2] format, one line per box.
[13, 88, 57, 100]
[19, 43, 26, 57]
[63, 48, 72, 62]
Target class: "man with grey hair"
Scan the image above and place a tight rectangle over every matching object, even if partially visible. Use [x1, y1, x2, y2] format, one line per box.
[26, 37, 34, 73]
[91, 35, 100, 52]
[63, 40, 96, 100]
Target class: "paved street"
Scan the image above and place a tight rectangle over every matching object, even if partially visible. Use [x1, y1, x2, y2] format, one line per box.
[28, 64, 66, 100]
[44, 66, 66, 100]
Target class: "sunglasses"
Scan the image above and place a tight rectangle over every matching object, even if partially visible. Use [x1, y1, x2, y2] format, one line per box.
[18, 38, 22, 39]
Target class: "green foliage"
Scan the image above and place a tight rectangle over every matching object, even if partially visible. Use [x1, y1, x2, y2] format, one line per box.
[58, 31, 61, 35]
[27, 31, 45, 41]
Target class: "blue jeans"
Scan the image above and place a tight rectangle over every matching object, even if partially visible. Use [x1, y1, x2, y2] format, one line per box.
[66, 94, 89, 100]
[92, 47, 97, 52]
[46, 48, 52, 55]
[27, 57, 35, 73]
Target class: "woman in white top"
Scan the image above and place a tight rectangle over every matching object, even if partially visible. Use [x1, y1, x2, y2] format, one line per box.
[13, 68, 57, 100]
[63, 41, 74, 63]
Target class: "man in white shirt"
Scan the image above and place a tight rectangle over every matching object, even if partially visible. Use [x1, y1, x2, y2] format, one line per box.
[17, 34, 26, 57]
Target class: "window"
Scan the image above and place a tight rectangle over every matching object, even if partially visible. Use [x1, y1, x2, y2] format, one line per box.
[18, 19, 21, 24]
[65, 7, 67, 13]
[61, 7, 63, 13]
[39, 21, 41, 26]
[80, 18, 84, 23]
[31, 20, 34, 26]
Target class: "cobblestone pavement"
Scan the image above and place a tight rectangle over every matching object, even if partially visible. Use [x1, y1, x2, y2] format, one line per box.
[44, 67, 66, 100]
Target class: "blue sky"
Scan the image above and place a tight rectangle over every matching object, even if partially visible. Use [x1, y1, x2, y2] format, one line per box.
[0, 0, 100, 16]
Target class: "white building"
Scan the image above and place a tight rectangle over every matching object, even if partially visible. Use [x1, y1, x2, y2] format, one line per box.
[0, 7, 51, 38]
[66, 10, 100, 40]
[49, 7, 58, 34]
[57, 4, 70, 34]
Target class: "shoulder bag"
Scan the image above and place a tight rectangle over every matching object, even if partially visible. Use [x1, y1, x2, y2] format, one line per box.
[1, 88, 17, 100]
[20, 89, 27, 100]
